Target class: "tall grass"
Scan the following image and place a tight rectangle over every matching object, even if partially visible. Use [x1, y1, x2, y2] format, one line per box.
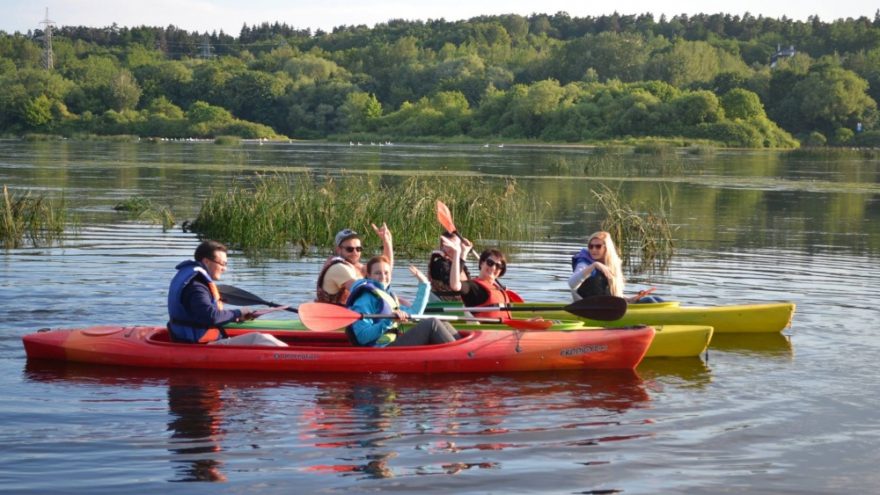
[1, 185, 68, 249]
[592, 184, 675, 274]
[189, 174, 542, 256]
[113, 196, 176, 231]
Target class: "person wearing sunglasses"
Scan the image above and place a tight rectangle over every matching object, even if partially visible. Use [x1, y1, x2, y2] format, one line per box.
[445, 239, 514, 319]
[427, 232, 473, 301]
[345, 255, 461, 347]
[316, 223, 394, 304]
[568, 231, 662, 303]
[167, 240, 286, 346]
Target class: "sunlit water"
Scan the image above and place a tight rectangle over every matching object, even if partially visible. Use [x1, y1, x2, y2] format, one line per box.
[1, 141, 879, 493]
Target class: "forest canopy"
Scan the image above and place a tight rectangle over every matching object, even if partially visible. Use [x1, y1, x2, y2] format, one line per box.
[3, 11, 880, 147]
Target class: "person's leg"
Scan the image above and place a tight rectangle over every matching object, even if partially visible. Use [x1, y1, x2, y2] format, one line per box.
[390, 319, 458, 346]
[636, 295, 664, 304]
[437, 320, 462, 341]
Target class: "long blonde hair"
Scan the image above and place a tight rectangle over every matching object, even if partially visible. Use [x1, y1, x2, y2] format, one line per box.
[589, 231, 625, 297]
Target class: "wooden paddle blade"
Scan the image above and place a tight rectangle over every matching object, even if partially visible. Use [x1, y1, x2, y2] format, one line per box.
[298, 302, 361, 331]
[502, 318, 553, 330]
[564, 296, 628, 321]
[435, 199, 457, 234]
[505, 290, 525, 303]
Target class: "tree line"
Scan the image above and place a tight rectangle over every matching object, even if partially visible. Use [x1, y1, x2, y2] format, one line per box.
[2, 11, 880, 146]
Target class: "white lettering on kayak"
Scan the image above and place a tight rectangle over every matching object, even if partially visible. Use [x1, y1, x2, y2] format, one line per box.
[560, 344, 608, 357]
[273, 353, 319, 360]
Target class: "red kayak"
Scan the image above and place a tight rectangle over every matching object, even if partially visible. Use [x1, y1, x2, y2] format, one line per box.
[22, 325, 654, 373]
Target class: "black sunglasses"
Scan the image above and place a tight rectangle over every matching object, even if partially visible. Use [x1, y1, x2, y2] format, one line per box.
[588, 243, 604, 249]
[343, 246, 363, 253]
[485, 258, 504, 269]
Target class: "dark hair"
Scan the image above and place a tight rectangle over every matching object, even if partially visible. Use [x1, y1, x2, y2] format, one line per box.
[478, 248, 507, 277]
[366, 255, 391, 276]
[194, 240, 228, 262]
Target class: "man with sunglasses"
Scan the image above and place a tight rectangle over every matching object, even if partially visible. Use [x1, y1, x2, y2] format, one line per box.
[316, 223, 394, 304]
[167, 240, 286, 346]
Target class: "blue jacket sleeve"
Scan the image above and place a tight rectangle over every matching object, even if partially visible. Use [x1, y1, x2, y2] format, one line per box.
[182, 281, 241, 327]
[401, 282, 430, 315]
[349, 291, 395, 345]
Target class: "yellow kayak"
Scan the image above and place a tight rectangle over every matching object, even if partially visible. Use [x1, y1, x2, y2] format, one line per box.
[427, 301, 795, 334]
[644, 325, 713, 358]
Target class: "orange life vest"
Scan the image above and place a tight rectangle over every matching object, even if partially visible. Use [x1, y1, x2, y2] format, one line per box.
[315, 256, 359, 304]
[469, 278, 512, 320]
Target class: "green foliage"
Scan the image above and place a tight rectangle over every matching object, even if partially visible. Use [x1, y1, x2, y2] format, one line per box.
[854, 130, 880, 147]
[2, 14, 880, 145]
[22, 95, 53, 128]
[721, 88, 765, 120]
[833, 127, 855, 145]
[804, 131, 828, 147]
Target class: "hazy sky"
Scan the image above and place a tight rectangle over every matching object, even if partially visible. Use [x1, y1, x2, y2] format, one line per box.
[4, 0, 878, 35]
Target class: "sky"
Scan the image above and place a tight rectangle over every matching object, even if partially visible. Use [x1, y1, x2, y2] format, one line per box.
[3, 0, 878, 35]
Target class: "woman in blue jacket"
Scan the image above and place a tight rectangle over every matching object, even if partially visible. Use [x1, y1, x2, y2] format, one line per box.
[346, 255, 461, 347]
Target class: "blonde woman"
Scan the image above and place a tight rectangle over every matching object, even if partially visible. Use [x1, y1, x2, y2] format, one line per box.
[568, 231, 660, 303]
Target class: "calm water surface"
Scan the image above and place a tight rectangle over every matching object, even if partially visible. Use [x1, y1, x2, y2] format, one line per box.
[1, 141, 879, 493]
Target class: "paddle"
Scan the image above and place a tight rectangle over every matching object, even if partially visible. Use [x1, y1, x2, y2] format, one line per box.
[435, 199, 524, 303]
[298, 302, 553, 332]
[425, 295, 628, 321]
[217, 284, 299, 313]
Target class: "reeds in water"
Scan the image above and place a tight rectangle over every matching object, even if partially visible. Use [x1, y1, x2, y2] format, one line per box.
[550, 154, 687, 177]
[189, 174, 542, 256]
[592, 184, 675, 273]
[1, 185, 68, 249]
[113, 196, 176, 231]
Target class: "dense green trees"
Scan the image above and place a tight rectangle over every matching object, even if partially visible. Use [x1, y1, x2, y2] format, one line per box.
[3, 11, 880, 146]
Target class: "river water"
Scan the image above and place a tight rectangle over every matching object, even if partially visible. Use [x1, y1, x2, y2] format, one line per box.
[1, 140, 879, 494]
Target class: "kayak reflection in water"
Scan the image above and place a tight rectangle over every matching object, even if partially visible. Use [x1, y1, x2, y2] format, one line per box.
[569, 231, 663, 304]
[346, 255, 461, 347]
[167, 380, 227, 482]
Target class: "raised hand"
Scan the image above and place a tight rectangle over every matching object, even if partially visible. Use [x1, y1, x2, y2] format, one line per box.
[408, 265, 429, 284]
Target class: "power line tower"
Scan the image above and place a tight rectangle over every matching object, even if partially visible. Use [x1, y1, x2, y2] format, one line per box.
[39, 7, 56, 70]
[199, 35, 214, 59]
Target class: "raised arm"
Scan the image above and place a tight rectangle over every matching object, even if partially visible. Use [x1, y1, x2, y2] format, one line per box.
[372, 222, 393, 267]
[442, 236, 463, 291]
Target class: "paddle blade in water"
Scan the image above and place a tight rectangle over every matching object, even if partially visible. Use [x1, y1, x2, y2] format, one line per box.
[564, 296, 628, 321]
[298, 302, 361, 331]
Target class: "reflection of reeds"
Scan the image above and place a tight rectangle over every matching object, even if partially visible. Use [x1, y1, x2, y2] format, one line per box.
[113, 196, 176, 231]
[593, 184, 675, 273]
[786, 148, 880, 159]
[1, 185, 68, 249]
[189, 174, 542, 256]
